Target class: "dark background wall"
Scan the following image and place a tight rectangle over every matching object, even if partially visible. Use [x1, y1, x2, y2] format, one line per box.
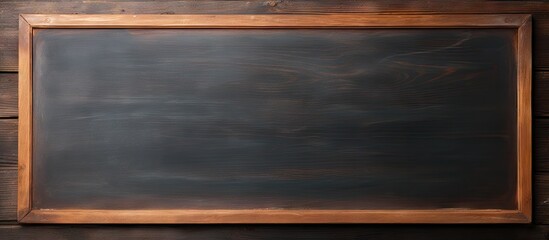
[0, 0, 549, 239]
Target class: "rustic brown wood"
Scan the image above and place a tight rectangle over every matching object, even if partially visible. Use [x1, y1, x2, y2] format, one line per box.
[19, 209, 529, 224]
[17, 14, 532, 224]
[533, 72, 549, 119]
[525, 121, 549, 224]
[0, 224, 546, 240]
[21, 14, 528, 28]
[517, 15, 532, 222]
[536, 119, 549, 177]
[0, 169, 17, 222]
[533, 119, 549, 223]
[533, 14, 549, 70]
[534, 72, 549, 117]
[535, 173, 549, 224]
[0, 119, 17, 169]
[0, 120, 17, 222]
[17, 17, 31, 222]
[2, 1, 549, 71]
[0, 74, 17, 118]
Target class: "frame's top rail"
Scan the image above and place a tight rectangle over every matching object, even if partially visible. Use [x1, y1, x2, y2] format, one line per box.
[20, 14, 531, 28]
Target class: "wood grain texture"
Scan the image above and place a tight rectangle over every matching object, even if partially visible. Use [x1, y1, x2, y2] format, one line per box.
[0, 74, 17, 118]
[0, 119, 17, 169]
[0, 224, 546, 240]
[536, 119, 549, 175]
[17, 17, 31, 222]
[21, 14, 528, 28]
[1, 1, 549, 70]
[534, 72, 549, 117]
[517, 16, 532, 221]
[526, 121, 549, 224]
[0, 169, 17, 222]
[535, 173, 549, 224]
[20, 209, 528, 224]
[533, 14, 549, 70]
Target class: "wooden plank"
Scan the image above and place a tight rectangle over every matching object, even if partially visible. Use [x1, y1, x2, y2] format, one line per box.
[21, 14, 528, 28]
[534, 72, 549, 116]
[21, 209, 528, 224]
[517, 16, 532, 221]
[535, 119, 549, 221]
[533, 14, 549, 70]
[17, 17, 31, 222]
[0, 119, 17, 169]
[0, 74, 17, 118]
[534, 119, 549, 173]
[240, 0, 549, 14]
[1, 1, 549, 70]
[0, 170, 16, 222]
[533, 119, 549, 223]
[0, 224, 545, 240]
[535, 173, 549, 224]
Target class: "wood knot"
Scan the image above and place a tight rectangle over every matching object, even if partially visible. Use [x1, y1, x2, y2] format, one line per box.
[266, 0, 282, 7]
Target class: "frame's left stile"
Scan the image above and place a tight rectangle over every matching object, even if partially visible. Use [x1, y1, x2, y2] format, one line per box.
[18, 16, 32, 222]
[18, 14, 532, 224]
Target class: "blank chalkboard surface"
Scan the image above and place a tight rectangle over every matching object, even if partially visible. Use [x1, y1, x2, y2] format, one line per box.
[18, 14, 531, 223]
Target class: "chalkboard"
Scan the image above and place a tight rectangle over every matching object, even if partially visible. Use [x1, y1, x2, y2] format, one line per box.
[18, 14, 532, 223]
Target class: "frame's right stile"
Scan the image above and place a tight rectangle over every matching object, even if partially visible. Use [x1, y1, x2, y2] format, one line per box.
[517, 15, 532, 221]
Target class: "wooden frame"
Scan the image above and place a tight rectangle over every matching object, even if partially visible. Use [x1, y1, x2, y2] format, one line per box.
[18, 14, 531, 224]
